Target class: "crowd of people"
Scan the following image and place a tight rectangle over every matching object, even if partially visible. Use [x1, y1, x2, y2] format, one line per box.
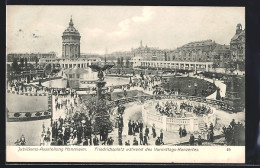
[180, 101, 213, 116]
[155, 101, 178, 117]
[127, 121, 164, 146]
[154, 100, 213, 118]
[222, 119, 245, 146]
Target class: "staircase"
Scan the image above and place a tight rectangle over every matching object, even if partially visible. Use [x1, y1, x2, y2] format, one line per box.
[198, 116, 207, 133]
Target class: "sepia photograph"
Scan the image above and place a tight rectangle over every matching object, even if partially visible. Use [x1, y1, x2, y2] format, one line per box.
[6, 5, 245, 163]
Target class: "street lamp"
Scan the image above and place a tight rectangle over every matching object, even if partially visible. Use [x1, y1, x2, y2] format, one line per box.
[188, 79, 191, 96]
[194, 82, 198, 96]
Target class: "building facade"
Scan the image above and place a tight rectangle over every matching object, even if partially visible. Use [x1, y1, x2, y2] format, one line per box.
[230, 23, 245, 61]
[62, 17, 81, 59]
[131, 41, 168, 61]
[7, 52, 57, 62]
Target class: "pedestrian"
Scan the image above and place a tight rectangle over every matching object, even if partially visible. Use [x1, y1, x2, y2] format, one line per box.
[152, 124, 157, 138]
[133, 137, 138, 145]
[128, 120, 132, 135]
[139, 131, 144, 145]
[125, 140, 130, 146]
[155, 137, 161, 145]
[93, 135, 99, 146]
[179, 126, 182, 138]
[189, 134, 195, 146]
[145, 126, 150, 140]
[160, 129, 164, 144]
[198, 135, 202, 146]
[143, 135, 148, 145]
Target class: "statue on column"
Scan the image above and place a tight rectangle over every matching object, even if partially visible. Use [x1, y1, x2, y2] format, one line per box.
[89, 64, 114, 81]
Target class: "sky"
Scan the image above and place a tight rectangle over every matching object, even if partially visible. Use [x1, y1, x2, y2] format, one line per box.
[6, 6, 245, 56]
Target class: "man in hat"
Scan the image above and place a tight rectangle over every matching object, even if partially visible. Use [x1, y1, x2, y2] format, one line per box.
[145, 126, 149, 140]
[198, 135, 202, 146]
[93, 135, 99, 146]
[159, 129, 164, 144]
[128, 120, 132, 135]
[139, 131, 144, 145]
[189, 134, 195, 146]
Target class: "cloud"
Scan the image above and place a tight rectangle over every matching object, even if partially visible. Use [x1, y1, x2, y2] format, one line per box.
[132, 7, 154, 22]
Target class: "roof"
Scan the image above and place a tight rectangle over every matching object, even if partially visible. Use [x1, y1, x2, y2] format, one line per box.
[212, 44, 230, 52]
[230, 29, 245, 42]
[181, 40, 215, 48]
[63, 17, 80, 36]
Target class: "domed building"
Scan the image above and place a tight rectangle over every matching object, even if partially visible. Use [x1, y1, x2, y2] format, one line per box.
[62, 16, 81, 59]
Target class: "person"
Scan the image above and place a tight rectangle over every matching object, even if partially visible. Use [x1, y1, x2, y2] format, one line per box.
[155, 137, 161, 145]
[197, 135, 202, 146]
[139, 121, 144, 132]
[46, 128, 51, 145]
[57, 137, 63, 146]
[107, 137, 114, 146]
[43, 135, 48, 146]
[135, 121, 139, 134]
[179, 126, 182, 138]
[93, 135, 99, 146]
[145, 126, 149, 140]
[40, 133, 44, 146]
[160, 129, 164, 144]
[118, 137, 123, 146]
[20, 134, 26, 146]
[143, 135, 148, 145]
[182, 126, 187, 137]
[152, 124, 157, 138]
[125, 140, 130, 146]
[83, 138, 89, 146]
[133, 137, 138, 145]
[128, 120, 132, 135]
[230, 119, 236, 128]
[131, 121, 135, 136]
[139, 131, 144, 145]
[189, 134, 195, 146]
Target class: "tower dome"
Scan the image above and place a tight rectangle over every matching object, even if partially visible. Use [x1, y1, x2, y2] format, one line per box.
[62, 16, 81, 58]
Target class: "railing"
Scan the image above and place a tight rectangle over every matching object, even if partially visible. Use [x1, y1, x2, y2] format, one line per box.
[109, 94, 234, 112]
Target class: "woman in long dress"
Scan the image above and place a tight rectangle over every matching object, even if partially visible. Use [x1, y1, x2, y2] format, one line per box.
[128, 120, 132, 135]
[152, 124, 157, 138]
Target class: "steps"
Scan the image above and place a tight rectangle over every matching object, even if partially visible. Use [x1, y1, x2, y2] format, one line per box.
[198, 117, 207, 133]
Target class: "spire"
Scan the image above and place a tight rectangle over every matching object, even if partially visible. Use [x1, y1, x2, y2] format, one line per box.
[140, 40, 143, 47]
[69, 15, 74, 27]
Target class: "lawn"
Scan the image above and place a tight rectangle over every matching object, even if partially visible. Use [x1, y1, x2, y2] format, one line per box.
[6, 93, 48, 112]
[161, 77, 217, 97]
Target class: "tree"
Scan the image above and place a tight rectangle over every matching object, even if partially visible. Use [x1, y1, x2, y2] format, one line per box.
[11, 58, 19, 73]
[120, 57, 124, 67]
[164, 52, 167, 61]
[35, 56, 39, 69]
[117, 57, 120, 67]
[20, 58, 25, 67]
[212, 63, 218, 73]
[25, 58, 28, 70]
[126, 58, 130, 68]
[224, 61, 236, 74]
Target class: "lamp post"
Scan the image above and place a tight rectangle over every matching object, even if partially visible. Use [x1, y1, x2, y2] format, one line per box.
[213, 73, 216, 84]
[188, 79, 191, 96]
[194, 82, 198, 96]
